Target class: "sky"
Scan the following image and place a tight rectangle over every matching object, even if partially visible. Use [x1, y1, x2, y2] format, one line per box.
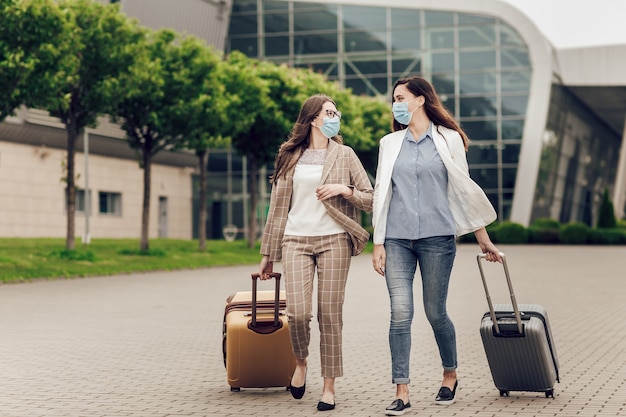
[500, 0, 626, 48]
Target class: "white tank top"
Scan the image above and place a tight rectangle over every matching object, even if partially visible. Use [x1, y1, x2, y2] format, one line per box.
[284, 149, 344, 236]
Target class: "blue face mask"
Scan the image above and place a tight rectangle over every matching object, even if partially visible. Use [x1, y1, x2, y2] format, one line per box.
[318, 117, 341, 138]
[392, 97, 419, 125]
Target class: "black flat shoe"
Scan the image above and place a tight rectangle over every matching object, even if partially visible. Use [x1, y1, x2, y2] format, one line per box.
[289, 382, 306, 399]
[385, 399, 411, 416]
[288, 368, 307, 399]
[317, 400, 335, 411]
[435, 380, 458, 405]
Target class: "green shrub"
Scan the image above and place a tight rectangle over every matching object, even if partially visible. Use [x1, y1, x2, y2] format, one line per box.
[530, 218, 561, 229]
[485, 221, 501, 243]
[588, 228, 626, 245]
[617, 219, 626, 230]
[528, 227, 561, 244]
[457, 232, 477, 244]
[527, 218, 560, 243]
[457, 221, 499, 244]
[493, 222, 528, 244]
[597, 188, 617, 228]
[559, 222, 589, 244]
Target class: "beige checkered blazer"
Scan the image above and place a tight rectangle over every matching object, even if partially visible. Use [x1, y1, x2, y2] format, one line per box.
[260, 139, 373, 262]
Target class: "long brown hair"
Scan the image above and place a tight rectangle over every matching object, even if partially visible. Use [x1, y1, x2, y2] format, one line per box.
[392, 76, 469, 150]
[270, 94, 343, 184]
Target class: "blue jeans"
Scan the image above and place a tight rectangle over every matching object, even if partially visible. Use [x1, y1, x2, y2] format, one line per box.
[384, 236, 457, 384]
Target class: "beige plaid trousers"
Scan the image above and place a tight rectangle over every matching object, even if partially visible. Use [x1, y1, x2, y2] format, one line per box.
[281, 232, 352, 378]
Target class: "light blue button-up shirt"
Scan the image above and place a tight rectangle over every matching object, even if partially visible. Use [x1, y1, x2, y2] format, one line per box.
[385, 124, 457, 239]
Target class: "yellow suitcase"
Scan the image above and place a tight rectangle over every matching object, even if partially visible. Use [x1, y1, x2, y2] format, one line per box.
[223, 272, 296, 391]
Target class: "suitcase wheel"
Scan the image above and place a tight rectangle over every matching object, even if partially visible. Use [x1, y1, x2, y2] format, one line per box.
[545, 389, 554, 398]
[499, 389, 509, 397]
[230, 387, 240, 392]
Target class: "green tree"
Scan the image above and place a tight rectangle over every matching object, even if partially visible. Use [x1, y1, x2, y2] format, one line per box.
[597, 188, 617, 228]
[45, 0, 142, 250]
[0, 0, 69, 121]
[287, 68, 388, 174]
[111, 30, 221, 252]
[183, 51, 267, 251]
[337, 93, 390, 175]
[230, 60, 308, 248]
[229, 62, 389, 247]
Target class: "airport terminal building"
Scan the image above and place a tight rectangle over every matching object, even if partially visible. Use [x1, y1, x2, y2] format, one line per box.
[1, 0, 625, 239]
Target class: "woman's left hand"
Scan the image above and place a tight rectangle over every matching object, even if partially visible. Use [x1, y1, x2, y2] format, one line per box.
[316, 184, 352, 200]
[480, 241, 502, 263]
[474, 227, 502, 262]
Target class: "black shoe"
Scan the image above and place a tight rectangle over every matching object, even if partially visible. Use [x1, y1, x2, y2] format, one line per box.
[435, 380, 458, 405]
[289, 382, 306, 399]
[385, 399, 411, 416]
[288, 368, 307, 399]
[317, 400, 336, 411]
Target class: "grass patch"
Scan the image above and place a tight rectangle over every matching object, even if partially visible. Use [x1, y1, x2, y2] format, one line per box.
[0, 238, 264, 283]
[50, 249, 97, 261]
[117, 248, 166, 257]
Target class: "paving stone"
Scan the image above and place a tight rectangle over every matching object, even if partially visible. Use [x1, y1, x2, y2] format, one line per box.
[0, 244, 624, 416]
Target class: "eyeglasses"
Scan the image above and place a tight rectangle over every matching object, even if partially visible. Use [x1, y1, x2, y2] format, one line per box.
[319, 109, 342, 119]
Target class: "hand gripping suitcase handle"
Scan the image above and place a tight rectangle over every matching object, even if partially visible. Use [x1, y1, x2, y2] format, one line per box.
[477, 252, 523, 335]
[250, 272, 281, 328]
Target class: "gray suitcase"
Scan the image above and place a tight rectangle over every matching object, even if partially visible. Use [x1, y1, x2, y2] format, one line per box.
[477, 253, 560, 398]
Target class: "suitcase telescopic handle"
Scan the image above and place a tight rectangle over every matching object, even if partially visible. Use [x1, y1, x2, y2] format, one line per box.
[250, 272, 281, 328]
[477, 252, 523, 335]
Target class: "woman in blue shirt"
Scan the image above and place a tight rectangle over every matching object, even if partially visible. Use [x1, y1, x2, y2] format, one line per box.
[372, 76, 501, 416]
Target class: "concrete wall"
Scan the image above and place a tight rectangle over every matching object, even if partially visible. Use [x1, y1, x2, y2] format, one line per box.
[0, 141, 193, 239]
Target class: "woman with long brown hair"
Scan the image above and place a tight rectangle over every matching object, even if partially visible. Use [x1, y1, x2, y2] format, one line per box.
[259, 94, 373, 411]
[372, 76, 501, 415]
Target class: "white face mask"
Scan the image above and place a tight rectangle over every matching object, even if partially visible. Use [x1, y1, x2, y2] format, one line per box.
[392, 97, 420, 125]
[318, 117, 341, 138]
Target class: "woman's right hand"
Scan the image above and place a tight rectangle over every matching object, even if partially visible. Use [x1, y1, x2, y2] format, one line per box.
[372, 244, 386, 276]
[259, 255, 273, 280]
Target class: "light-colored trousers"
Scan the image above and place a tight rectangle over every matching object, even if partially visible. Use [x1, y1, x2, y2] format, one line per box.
[281, 233, 352, 378]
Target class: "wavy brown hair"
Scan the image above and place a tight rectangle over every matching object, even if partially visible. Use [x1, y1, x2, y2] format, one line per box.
[392, 76, 469, 151]
[270, 94, 343, 184]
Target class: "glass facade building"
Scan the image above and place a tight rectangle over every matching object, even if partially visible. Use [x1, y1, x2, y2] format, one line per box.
[3, 0, 624, 240]
[533, 85, 622, 225]
[227, 0, 533, 220]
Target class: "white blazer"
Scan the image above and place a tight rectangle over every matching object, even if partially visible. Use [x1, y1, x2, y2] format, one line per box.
[372, 126, 497, 244]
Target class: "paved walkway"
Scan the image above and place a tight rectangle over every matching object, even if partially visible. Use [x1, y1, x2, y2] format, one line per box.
[1, 245, 625, 417]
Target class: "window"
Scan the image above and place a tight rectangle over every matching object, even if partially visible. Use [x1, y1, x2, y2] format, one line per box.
[342, 6, 386, 31]
[264, 12, 289, 33]
[344, 30, 387, 52]
[426, 28, 454, 49]
[391, 8, 421, 28]
[76, 189, 92, 214]
[501, 94, 529, 116]
[459, 71, 497, 94]
[294, 10, 338, 31]
[458, 25, 496, 48]
[468, 144, 498, 165]
[294, 33, 338, 54]
[460, 96, 498, 118]
[391, 28, 421, 51]
[265, 35, 290, 56]
[99, 192, 122, 215]
[430, 52, 455, 73]
[460, 50, 496, 70]
[65, 189, 91, 214]
[224, 0, 536, 223]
